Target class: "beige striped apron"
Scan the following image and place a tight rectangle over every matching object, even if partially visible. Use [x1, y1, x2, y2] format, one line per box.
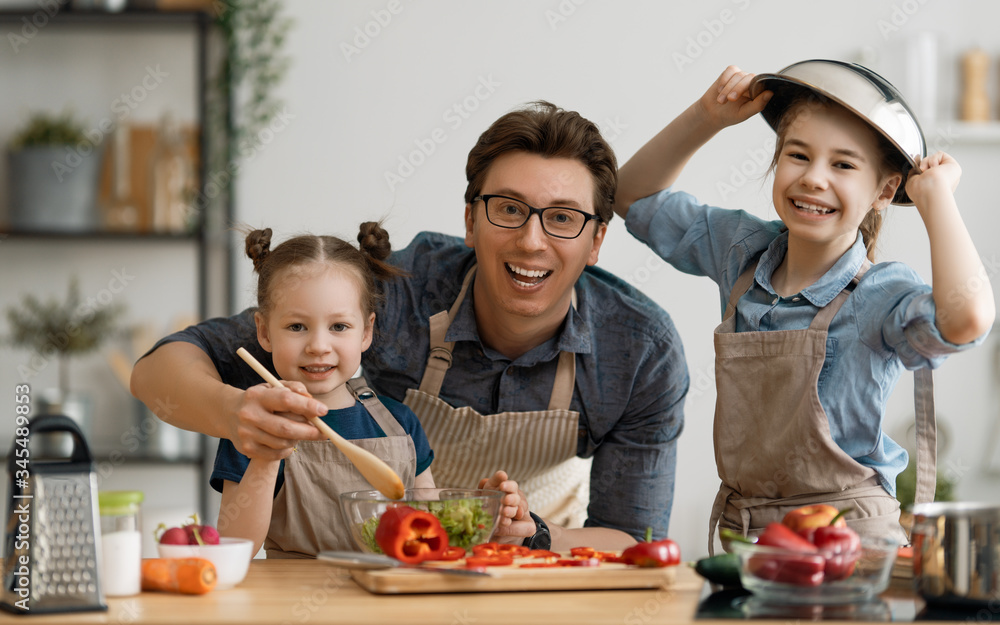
[708, 260, 937, 554]
[265, 378, 417, 558]
[404, 266, 591, 528]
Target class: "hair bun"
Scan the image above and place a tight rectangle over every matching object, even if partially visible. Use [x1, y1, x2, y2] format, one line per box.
[357, 221, 391, 263]
[245, 228, 273, 272]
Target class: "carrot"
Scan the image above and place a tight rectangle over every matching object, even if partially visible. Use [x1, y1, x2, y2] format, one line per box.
[141, 558, 217, 595]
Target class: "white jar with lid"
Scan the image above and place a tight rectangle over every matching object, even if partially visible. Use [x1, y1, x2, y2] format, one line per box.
[98, 490, 144, 597]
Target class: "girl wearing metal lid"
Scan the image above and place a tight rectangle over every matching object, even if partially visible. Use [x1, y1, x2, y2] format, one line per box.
[614, 62, 994, 550]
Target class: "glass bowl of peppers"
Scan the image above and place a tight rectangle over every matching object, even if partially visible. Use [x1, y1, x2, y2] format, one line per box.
[340, 488, 503, 557]
[728, 522, 899, 605]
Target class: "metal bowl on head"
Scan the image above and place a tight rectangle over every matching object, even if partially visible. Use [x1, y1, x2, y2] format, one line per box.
[749, 59, 926, 205]
[340, 488, 503, 554]
[730, 536, 899, 605]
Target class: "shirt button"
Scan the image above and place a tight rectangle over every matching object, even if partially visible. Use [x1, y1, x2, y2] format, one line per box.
[792, 297, 801, 302]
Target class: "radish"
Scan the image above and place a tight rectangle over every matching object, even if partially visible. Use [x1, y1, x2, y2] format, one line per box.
[155, 514, 221, 545]
[159, 526, 189, 545]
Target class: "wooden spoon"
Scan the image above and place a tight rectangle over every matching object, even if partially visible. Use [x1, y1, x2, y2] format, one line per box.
[236, 347, 406, 500]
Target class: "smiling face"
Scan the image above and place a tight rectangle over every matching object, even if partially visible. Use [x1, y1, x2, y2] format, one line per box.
[254, 263, 374, 410]
[464, 151, 606, 348]
[772, 103, 901, 259]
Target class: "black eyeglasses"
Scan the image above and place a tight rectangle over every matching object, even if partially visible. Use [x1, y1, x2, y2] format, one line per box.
[473, 194, 604, 240]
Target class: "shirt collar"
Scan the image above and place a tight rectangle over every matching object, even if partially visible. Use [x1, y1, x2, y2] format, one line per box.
[444, 275, 592, 363]
[754, 231, 869, 307]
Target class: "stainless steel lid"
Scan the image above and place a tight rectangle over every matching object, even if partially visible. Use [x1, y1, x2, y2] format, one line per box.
[749, 59, 926, 205]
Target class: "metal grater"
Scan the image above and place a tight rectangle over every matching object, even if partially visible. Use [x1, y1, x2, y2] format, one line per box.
[2, 414, 106, 615]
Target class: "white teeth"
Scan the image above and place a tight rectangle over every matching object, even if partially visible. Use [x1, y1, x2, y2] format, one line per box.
[303, 366, 332, 373]
[793, 200, 834, 215]
[506, 263, 551, 279]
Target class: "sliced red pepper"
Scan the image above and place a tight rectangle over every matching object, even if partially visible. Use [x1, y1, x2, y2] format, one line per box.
[435, 546, 466, 561]
[465, 554, 514, 568]
[471, 542, 500, 556]
[556, 557, 600, 567]
[569, 546, 596, 558]
[595, 551, 624, 563]
[528, 549, 560, 559]
[519, 562, 561, 568]
[621, 528, 681, 567]
[494, 544, 531, 557]
[374, 505, 448, 564]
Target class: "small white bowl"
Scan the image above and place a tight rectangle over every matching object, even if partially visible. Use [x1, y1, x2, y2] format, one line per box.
[156, 537, 254, 590]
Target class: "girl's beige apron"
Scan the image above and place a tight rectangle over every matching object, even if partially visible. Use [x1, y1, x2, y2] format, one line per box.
[265, 379, 417, 558]
[708, 261, 937, 554]
[404, 267, 591, 528]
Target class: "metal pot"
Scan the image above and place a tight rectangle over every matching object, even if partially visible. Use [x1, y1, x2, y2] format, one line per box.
[911, 502, 1000, 608]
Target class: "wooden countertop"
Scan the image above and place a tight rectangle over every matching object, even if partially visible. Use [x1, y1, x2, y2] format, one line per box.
[15, 560, 954, 625]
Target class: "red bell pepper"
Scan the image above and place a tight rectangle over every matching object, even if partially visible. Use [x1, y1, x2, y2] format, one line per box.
[374, 505, 448, 564]
[750, 522, 825, 586]
[621, 528, 681, 568]
[812, 525, 861, 580]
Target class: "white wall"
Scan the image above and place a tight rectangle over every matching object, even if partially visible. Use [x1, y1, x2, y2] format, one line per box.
[3, 1, 999, 560]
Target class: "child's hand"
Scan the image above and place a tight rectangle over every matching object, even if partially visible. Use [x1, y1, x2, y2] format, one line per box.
[696, 65, 772, 131]
[905, 151, 962, 209]
[478, 470, 534, 541]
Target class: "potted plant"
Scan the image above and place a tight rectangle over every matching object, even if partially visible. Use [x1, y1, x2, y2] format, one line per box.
[4, 276, 125, 446]
[7, 111, 104, 231]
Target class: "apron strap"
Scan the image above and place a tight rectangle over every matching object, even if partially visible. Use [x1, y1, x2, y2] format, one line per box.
[416, 265, 577, 412]
[809, 260, 870, 331]
[912, 367, 937, 505]
[417, 267, 478, 396]
[723, 264, 758, 322]
[348, 376, 407, 437]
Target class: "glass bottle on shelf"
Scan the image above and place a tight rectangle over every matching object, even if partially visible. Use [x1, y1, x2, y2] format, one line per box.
[105, 121, 139, 232]
[149, 113, 194, 233]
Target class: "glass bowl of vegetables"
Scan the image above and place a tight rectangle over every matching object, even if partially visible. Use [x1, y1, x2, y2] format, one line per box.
[729, 536, 899, 605]
[340, 488, 503, 554]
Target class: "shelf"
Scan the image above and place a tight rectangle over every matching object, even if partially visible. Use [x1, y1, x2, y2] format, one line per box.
[0, 8, 208, 26]
[0, 228, 201, 241]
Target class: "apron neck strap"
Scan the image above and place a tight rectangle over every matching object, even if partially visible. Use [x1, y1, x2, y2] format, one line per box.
[347, 376, 407, 437]
[416, 265, 577, 411]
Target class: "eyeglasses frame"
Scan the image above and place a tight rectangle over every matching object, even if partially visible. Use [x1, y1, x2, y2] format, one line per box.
[473, 194, 604, 240]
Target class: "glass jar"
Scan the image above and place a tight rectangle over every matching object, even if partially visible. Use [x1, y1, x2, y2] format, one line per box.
[98, 490, 144, 597]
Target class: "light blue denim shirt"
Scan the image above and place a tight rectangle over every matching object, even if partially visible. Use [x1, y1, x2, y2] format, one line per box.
[626, 188, 984, 495]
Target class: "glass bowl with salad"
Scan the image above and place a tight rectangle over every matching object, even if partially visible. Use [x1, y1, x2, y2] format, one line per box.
[340, 488, 503, 554]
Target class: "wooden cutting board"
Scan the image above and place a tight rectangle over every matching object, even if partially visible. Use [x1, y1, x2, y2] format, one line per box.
[348, 557, 677, 595]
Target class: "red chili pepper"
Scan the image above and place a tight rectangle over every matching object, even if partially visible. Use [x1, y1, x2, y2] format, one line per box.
[812, 525, 861, 580]
[751, 522, 825, 586]
[374, 505, 448, 564]
[620, 528, 681, 568]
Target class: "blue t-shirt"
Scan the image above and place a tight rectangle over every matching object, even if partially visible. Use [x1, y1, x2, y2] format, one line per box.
[210, 395, 432, 494]
[151, 231, 689, 541]
[626, 188, 986, 494]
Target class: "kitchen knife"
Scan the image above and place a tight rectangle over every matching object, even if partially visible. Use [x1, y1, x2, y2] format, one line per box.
[318, 551, 493, 577]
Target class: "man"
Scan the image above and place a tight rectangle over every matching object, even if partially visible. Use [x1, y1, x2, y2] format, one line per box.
[132, 102, 689, 550]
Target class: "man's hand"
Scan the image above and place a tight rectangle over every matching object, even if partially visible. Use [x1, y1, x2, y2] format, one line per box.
[479, 470, 536, 542]
[230, 382, 327, 461]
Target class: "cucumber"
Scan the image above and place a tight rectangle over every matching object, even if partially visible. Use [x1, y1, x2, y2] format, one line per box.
[693, 553, 742, 587]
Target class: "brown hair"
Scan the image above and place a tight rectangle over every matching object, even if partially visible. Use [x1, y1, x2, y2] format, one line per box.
[464, 101, 617, 227]
[768, 90, 909, 261]
[244, 221, 405, 322]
